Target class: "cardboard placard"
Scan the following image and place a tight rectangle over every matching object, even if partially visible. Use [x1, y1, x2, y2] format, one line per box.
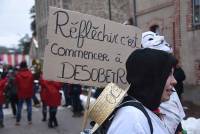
[43, 6, 142, 89]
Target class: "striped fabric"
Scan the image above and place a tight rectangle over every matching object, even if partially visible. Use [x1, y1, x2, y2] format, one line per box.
[0, 54, 30, 66]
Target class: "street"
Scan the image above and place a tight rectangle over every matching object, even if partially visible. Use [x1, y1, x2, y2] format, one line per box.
[0, 105, 89, 134]
[0, 88, 200, 134]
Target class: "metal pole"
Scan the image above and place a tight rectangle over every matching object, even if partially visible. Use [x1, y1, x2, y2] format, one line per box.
[133, 0, 137, 26]
[108, 0, 112, 20]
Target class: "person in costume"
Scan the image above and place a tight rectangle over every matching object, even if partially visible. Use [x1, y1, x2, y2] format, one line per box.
[107, 48, 177, 134]
[173, 59, 186, 101]
[141, 31, 185, 134]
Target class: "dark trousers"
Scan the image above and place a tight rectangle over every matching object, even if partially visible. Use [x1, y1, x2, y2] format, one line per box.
[10, 96, 18, 116]
[0, 105, 3, 123]
[48, 107, 58, 127]
[42, 103, 47, 120]
[63, 87, 71, 106]
[72, 95, 83, 114]
[32, 83, 40, 105]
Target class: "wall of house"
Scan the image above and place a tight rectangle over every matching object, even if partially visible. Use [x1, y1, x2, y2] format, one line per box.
[135, 0, 200, 85]
[68, 0, 130, 23]
[136, 5, 175, 46]
[180, 0, 200, 85]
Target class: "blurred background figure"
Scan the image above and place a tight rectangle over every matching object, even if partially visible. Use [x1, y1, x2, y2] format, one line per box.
[2, 65, 9, 109]
[30, 59, 41, 107]
[39, 74, 48, 122]
[15, 61, 34, 125]
[62, 83, 72, 108]
[174, 59, 186, 101]
[93, 86, 104, 99]
[5, 66, 18, 117]
[71, 84, 83, 117]
[0, 61, 3, 73]
[0, 72, 8, 128]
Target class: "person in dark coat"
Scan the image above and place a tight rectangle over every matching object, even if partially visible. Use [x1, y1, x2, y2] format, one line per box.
[62, 83, 72, 107]
[71, 84, 83, 117]
[15, 61, 34, 125]
[93, 87, 104, 99]
[5, 68, 18, 116]
[173, 59, 186, 101]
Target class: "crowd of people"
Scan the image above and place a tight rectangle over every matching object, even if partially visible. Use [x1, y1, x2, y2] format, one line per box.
[0, 61, 84, 128]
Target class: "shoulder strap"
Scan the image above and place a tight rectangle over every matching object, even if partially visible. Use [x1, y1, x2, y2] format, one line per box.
[117, 101, 153, 134]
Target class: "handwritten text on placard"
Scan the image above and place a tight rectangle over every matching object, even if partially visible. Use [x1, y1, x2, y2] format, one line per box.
[43, 7, 142, 88]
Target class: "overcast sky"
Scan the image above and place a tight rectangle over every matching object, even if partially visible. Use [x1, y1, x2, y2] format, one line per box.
[0, 0, 34, 48]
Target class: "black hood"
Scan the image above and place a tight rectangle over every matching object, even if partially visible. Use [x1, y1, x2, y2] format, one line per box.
[126, 48, 176, 111]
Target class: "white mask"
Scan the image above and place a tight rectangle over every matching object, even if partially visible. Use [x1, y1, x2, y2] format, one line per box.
[141, 31, 173, 53]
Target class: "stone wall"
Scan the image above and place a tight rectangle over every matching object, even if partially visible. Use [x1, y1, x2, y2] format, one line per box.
[66, 0, 130, 23]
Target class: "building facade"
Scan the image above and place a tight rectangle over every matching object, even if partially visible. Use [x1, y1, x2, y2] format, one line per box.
[34, 0, 200, 85]
[132, 0, 200, 85]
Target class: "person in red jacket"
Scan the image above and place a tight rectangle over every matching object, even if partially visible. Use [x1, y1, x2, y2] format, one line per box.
[15, 61, 34, 125]
[40, 77, 61, 128]
[0, 72, 7, 128]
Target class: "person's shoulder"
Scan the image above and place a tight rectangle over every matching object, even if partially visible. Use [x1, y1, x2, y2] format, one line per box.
[116, 106, 149, 121]
[107, 106, 151, 134]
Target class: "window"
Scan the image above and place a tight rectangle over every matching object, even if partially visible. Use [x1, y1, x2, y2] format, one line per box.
[63, 0, 71, 9]
[53, 0, 56, 6]
[193, 0, 200, 25]
[150, 25, 160, 34]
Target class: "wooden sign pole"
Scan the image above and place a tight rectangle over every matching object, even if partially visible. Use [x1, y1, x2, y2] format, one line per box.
[81, 88, 92, 132]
